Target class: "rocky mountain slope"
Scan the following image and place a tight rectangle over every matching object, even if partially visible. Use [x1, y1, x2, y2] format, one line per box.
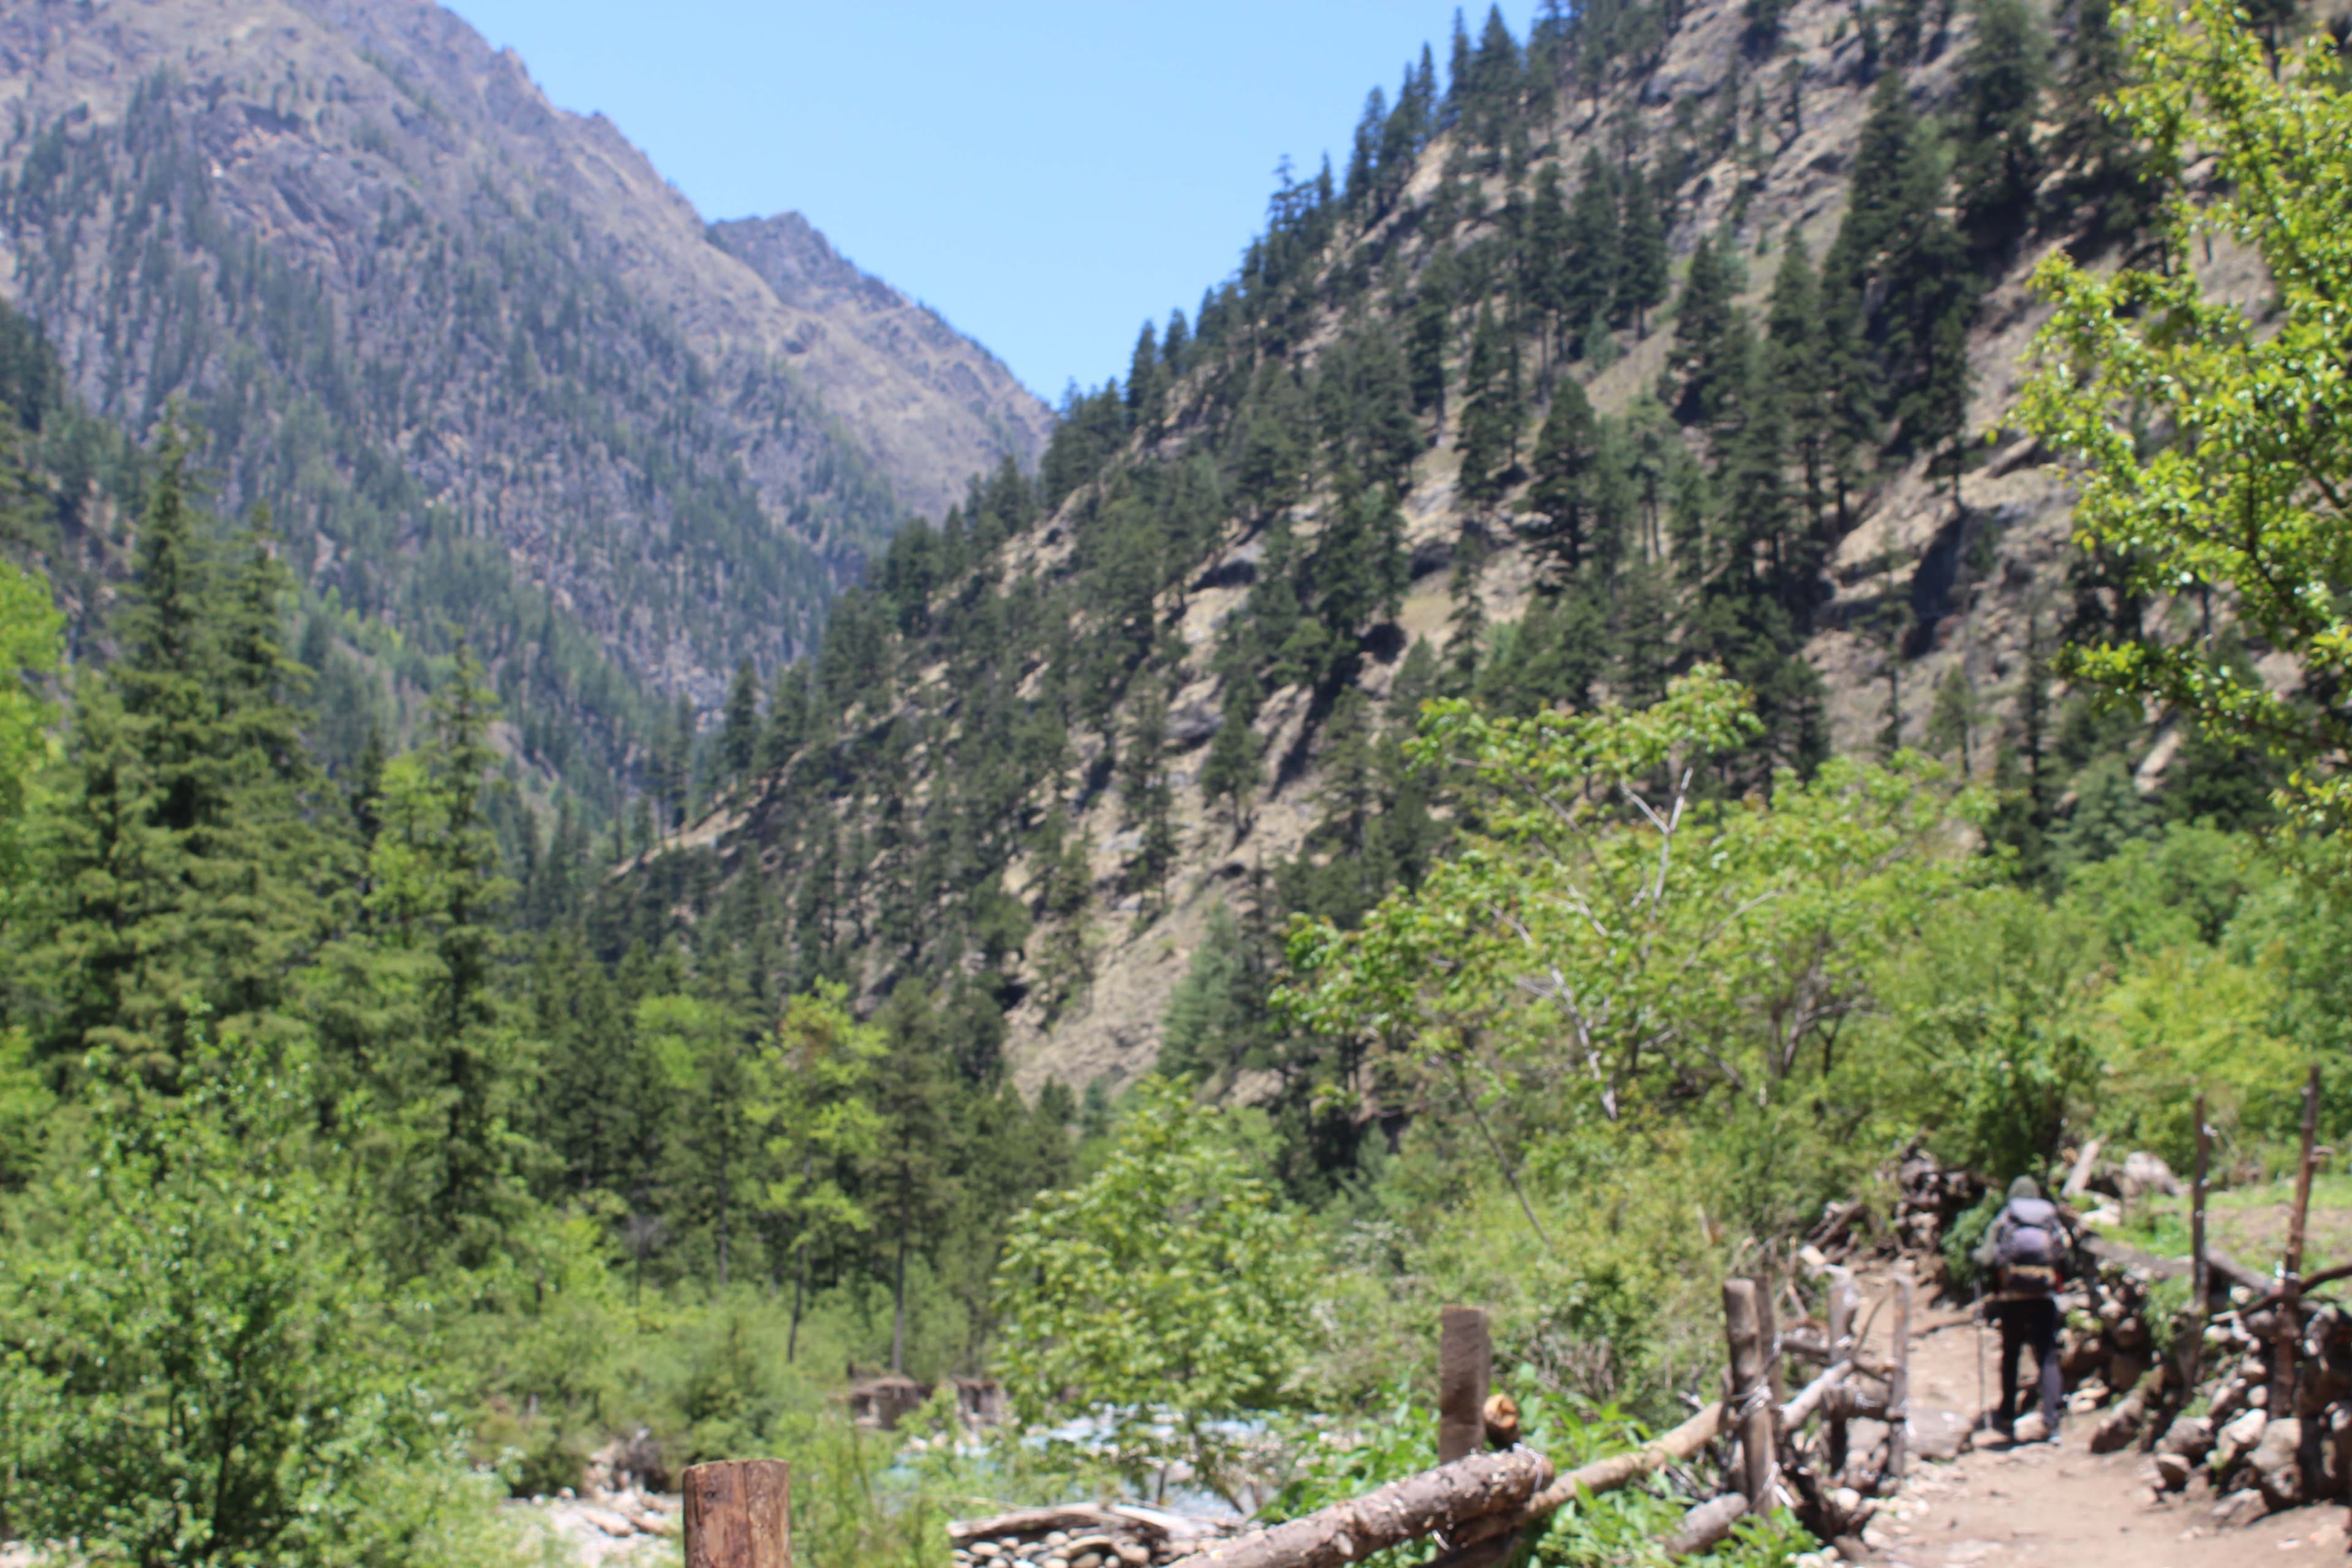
[622, 0, 2182, 1114]
[0, 0, 1049, 725]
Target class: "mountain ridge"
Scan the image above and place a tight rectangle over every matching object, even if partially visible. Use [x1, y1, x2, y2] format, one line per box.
[0, 0, 1049, 733]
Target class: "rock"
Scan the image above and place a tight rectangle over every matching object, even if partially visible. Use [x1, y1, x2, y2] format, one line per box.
[1113, 1548, 1150, 1567]
[2160, 1415, 2215, 1465]
[2014, 1411, 2050, 1444]
[2108, 1352, 2149, 1393]
[2212, 1487, 2267, 1527]
[1165, 701, 1221, 748]
[2216, 1405, 2269, 1467]
[1906, 1406, 1972, 1461]
[2154, 1452, 2192, 1490]
[2250, 1418, 2304, 1507]
[971, 1547, 1003, 1561]
[576, 1505, 638, 1538]
[2067, 1384, 2109, 1417]
[2122, 1151, 2185, 1198]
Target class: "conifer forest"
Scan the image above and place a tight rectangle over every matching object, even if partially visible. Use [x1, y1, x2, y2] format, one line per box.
[3, 0, 2352, 1562]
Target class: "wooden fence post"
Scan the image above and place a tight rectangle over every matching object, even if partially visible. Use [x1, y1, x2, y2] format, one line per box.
[684, 1460, 791, 1568]
[1752, 1271, 1784, 1404]
[2186, 1091, 2209, 1394]
[1825, 1269, 1858, 1478]
[1885, 1268, 1913, 1483]
[1439, 1305, 1494, 1464]
[1723, 1278, 1776, 1511]
[2274, 1067, 2322, 1417]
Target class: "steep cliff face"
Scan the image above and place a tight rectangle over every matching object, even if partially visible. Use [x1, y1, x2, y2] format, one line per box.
[0, 0, 1049, 714]
[641, 0, 2141, 1104]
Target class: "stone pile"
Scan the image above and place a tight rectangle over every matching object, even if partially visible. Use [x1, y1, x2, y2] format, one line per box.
[948, 1504, 1237, 1568]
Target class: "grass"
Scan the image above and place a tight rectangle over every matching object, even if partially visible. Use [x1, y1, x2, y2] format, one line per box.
[2100, 1170, 2352, 1280]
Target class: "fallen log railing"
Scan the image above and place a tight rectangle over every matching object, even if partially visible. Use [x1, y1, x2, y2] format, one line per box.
[685, 1274, 1915, 1568]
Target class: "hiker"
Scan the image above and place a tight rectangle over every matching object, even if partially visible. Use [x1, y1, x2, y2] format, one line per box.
[1976, 1174, 2068, 1439]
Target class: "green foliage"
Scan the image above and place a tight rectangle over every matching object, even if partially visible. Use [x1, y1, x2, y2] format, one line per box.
[1287, 669, 1976, 1127]
[0, 557, 60, 911]
[0, 1038, 507, 1567]
[2019, 0, 2352, 837]
[995, 1078, 1310, 1505]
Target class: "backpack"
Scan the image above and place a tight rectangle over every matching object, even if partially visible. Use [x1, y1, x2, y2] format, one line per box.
[1995, 1198, 2062, 1292]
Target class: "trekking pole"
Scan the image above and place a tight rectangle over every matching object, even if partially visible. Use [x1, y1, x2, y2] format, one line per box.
[1973, 1275, 1987, 1432]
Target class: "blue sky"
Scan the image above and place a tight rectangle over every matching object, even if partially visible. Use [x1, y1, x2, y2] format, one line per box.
[446, 1, 1544, 403]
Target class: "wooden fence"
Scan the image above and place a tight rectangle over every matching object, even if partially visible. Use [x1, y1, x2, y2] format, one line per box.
[678, 1279, 1912, 1568]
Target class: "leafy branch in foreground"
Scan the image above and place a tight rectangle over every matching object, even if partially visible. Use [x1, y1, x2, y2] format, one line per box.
[2019, 0, 2352, 831]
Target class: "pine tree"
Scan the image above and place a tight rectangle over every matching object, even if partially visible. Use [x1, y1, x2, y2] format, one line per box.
[1198, 685, 1261, 841]
[366, 644, 526, 1271]
[1564, 152, 1622, 351]
[1954, 0, 2048, 255]
[1120, 682, 1177, 910]
[721, 658, 761, 787]
[1126, 320, 1169, 430]
[36, 429, 341, 1084]
[1615, 164, 1672, 334]
[1455, 302, 1522, 508]
[1525, 378, 1600, 578]
[1668, 234, 1742, 427]
[1765, 238, 1828, 530]
[1408, 247, 1457, 431]
[1446, 530, 1490, 690]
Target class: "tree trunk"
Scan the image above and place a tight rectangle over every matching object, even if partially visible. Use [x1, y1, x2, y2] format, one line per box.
[891, 1217, 909, 1377]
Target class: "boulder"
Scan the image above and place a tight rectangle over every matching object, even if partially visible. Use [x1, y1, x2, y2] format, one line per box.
[2122, 1152, 2185, 1199]
[2250, 1418, 2304, 1509]
[1906, 1406, 1972, 1462]
[2215, 1406, 2268, 1468]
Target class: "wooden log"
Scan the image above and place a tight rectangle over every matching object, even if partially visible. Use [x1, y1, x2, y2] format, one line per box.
[1821, 1385, 1893, 1422]
[2274, 1067, 2322, 1417]
[1439, 1306, 1493, 1465]
[1724, 1278, 1776, 1510]
[1780, 1361, 1854, 1431]
[1191, 1450, 1550, 1568]
[1663, 1493, 1749, 1560]
[1440, 1403, 1725, 1556]
[949, 1506, 1124, 1545]
[2061, 1137, 2104, 1199]
[684, 1460, 790, 1568]
[1885, 1270, 1913, 1483]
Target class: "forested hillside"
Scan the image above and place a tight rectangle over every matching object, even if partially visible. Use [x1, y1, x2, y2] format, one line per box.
[0, 0, 1049, 809]
[4, 0, 2350, 1564]
[625, 0, 2262, 1115]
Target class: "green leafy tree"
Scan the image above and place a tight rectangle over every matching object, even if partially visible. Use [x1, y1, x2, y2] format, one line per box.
[1285, 669, 1972, 1129]
[748, 983, 884, 1362]
[995, 1077, 1308, 1506]
[0, 1040, 478, 1567]
[2019, 0, 2352, 833]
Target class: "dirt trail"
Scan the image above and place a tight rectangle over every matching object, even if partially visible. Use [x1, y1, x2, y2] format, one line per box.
[1839, 1276, 2340, 1567]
